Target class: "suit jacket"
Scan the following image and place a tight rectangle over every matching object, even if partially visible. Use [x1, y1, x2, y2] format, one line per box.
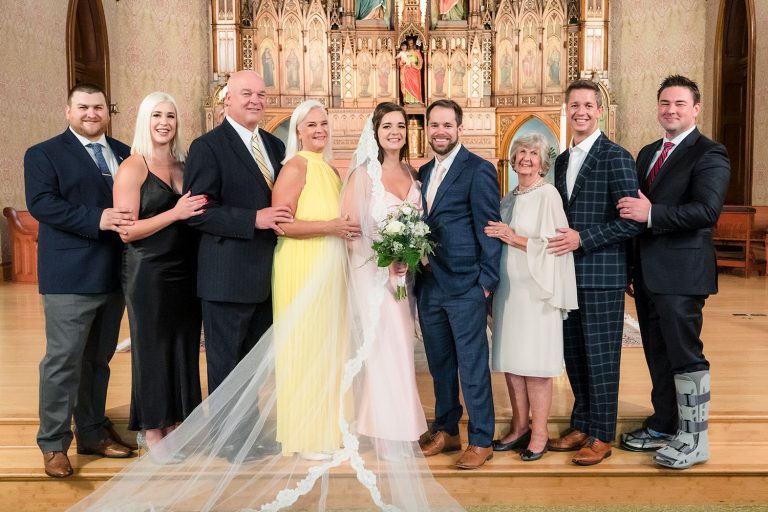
[24, 129, 130, 294]
[183, 119, 285, 303]
[633, 128, 730, 295]
[554, 133, 644, 289]
[417, 145, 501, 296]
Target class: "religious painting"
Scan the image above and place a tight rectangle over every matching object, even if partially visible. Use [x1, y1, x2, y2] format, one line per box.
[260, 45, 277, 89]
[376, 51, 393, 98]
[398, 39, 423, 104]
[450, 52, 467, 97]
[357, 52, 373, 97]
[429, 0, 467, 28]
[284, 45, 302, 91]
[431, 52, 448, 98]
[545, 37, 561, 89]
[308, 46, 325, 92]
[519, 36, 539, 92]
[355, 0, 391, 27]
[496, 40, 514, 93]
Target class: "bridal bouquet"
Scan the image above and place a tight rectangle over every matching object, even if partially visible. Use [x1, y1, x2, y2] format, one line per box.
[371, 203, 435, 300]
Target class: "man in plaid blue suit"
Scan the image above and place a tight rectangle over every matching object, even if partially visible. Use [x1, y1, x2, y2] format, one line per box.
[547, 80, 644, 465]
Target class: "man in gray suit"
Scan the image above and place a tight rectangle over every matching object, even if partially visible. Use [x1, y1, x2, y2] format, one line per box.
[25, 83, 135, 478]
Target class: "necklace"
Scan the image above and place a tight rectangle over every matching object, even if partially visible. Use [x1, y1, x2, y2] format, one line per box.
[513, 177, 545, 195]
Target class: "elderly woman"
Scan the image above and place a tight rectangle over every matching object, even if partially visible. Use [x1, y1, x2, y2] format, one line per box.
[485, 133, 577, 461]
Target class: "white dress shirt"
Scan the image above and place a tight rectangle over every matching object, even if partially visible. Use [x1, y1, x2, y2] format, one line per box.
[226, 116, 275, 179]
[425, 142, 463, 207]
[566, 128, 602, 199]
[69, 127, 120, 178]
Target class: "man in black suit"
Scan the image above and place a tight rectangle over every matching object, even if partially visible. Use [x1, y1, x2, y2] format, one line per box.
[184, 71, 292, 395]
[617, 75, 730, 469]
[25, 83, 135, 478]
[547, 80, 644, 465]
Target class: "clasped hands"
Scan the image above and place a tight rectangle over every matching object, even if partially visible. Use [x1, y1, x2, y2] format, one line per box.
[485, 220, 580, 255]
[100, 207, 135, 236]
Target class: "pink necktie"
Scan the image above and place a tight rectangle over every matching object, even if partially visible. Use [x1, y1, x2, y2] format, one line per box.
[645, 141, 675, 188]
[426, 162, 446, 213]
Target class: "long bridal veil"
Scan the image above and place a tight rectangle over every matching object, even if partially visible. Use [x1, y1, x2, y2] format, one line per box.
[68, 117, 463, 512]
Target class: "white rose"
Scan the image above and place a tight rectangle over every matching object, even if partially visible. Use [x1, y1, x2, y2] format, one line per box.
[401, 205, 413, 216]
[384, 220, 405, 234]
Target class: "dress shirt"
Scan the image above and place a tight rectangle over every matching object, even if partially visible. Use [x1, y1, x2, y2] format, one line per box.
[226, 116, 275, 179]
[566, 128, 602, 199]
[425, 142, 463, 205]
[645, 124, 697, 227]
[69, 127, 120, 178]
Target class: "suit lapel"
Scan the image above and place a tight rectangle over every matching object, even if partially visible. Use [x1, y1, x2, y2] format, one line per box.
[259, 128, 282, 179]
[637, 139, 662, 184]
[421, 159, 436, 214]
[62, 129, 113, 194]
[429, 146, 468, 215]
[568, 134, 604, 207]
[648, 129, 700, 194]
[554, 151, 569, 206]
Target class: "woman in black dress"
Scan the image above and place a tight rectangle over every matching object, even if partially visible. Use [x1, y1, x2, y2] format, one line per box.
[113, 92, 206, 452]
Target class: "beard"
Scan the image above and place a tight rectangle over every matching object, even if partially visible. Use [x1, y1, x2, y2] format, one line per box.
[428, 137, 458, 156]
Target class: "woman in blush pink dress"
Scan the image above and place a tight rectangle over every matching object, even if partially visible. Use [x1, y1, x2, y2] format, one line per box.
[344, 102, 427, 442]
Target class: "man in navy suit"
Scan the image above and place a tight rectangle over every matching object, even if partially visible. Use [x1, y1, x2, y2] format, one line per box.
[617, 75, 729, 468]
[547, 80, 644, 465]
[184, 71, 292, 396]
[25, 83, 135, 478]
[416, 100, 501, 469]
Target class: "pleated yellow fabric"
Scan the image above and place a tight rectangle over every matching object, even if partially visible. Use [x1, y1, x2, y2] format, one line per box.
[273, 150, 348, 455]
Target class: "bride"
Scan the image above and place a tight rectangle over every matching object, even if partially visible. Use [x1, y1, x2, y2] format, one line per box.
[68, 103, 463, 511]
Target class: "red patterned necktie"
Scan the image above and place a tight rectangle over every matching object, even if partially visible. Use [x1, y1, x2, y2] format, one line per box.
[645, 141, 675, 188]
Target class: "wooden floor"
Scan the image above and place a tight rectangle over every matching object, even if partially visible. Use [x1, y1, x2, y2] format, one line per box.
[0, 273, 767, 510]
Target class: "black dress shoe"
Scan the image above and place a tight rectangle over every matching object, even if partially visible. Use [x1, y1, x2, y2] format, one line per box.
[520, 444, 548, 462]
[492, 430, 532, 452]
[223, 440, 281, 464]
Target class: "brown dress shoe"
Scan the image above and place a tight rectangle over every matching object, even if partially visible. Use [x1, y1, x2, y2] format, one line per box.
[105, 418, 138, 450]
[572, 436, 612, 466]
[43, 451, 73, 478]
[77, 438, 133, 458]
[455, 445, 493, 469]
[419, 431, 462, 457]
[549, 428, 588, 452]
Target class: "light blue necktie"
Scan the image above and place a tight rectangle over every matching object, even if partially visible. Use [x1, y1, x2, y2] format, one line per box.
[86, 142, 113, 181]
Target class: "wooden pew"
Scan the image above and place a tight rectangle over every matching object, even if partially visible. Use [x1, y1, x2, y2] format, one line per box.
[2, 208, 39, 283]
[713, 205, 768, 277]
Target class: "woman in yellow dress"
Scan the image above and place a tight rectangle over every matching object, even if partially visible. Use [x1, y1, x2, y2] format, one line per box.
[271, 100, 361, 459]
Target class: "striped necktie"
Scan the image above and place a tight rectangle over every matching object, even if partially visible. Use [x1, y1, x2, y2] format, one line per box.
[645, 141, 675, 189]
[250, 131, 273, 189]
[85, 142, 113, 182]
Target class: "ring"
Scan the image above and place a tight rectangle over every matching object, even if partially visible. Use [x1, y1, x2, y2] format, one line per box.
[346, 232, 353, 239]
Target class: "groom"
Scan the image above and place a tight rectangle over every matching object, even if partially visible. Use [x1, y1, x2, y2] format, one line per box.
[416, 100, 501, 469]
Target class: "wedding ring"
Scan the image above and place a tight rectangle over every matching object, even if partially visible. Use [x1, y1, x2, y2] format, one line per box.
[346, 232, 353, 239]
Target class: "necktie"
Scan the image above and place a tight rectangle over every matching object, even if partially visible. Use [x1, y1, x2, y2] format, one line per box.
[86, 142, 112, 181]
[645, 141, 675, 189]
[251, 132, 274, 189]
[426, 162, 446, 213]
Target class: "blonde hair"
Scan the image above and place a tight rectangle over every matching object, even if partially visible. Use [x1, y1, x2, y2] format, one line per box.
[282, 100, 333, 163]
[131, 92, 187, 162]
[509, 133, 552, 176]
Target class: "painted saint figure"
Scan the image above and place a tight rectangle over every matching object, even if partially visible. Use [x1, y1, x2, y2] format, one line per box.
[398, 40, 423, 104]
[262, 48, 275, 88]
[439, 0, 465, 20]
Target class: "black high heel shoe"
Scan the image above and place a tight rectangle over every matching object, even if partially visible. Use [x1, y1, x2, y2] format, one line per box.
[492, 430, 532, 452]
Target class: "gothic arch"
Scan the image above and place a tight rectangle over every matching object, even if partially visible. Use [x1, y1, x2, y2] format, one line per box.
[66, 0, 110, 93]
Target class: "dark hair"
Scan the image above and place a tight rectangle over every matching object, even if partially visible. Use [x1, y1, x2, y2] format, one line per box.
[657, 74, 701, 104]
[372, 102, 410, 164]
[564, 79, 603, 108]
[67, 82, 107, 105]
[426, 99, 463, 126]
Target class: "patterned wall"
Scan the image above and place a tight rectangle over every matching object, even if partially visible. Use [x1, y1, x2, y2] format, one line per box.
[0, 1, 70, 266]
[608, 0, 708, 156]
[104, 0, 211, 145]
[752, 0, 768, 203]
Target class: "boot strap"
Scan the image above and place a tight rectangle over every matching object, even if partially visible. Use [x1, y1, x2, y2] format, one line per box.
[682, 419, 708, 433]
[677, 391, 710, 407]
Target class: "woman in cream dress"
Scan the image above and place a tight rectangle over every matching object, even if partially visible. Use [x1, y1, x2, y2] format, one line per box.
[486, 133, 577, 461]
